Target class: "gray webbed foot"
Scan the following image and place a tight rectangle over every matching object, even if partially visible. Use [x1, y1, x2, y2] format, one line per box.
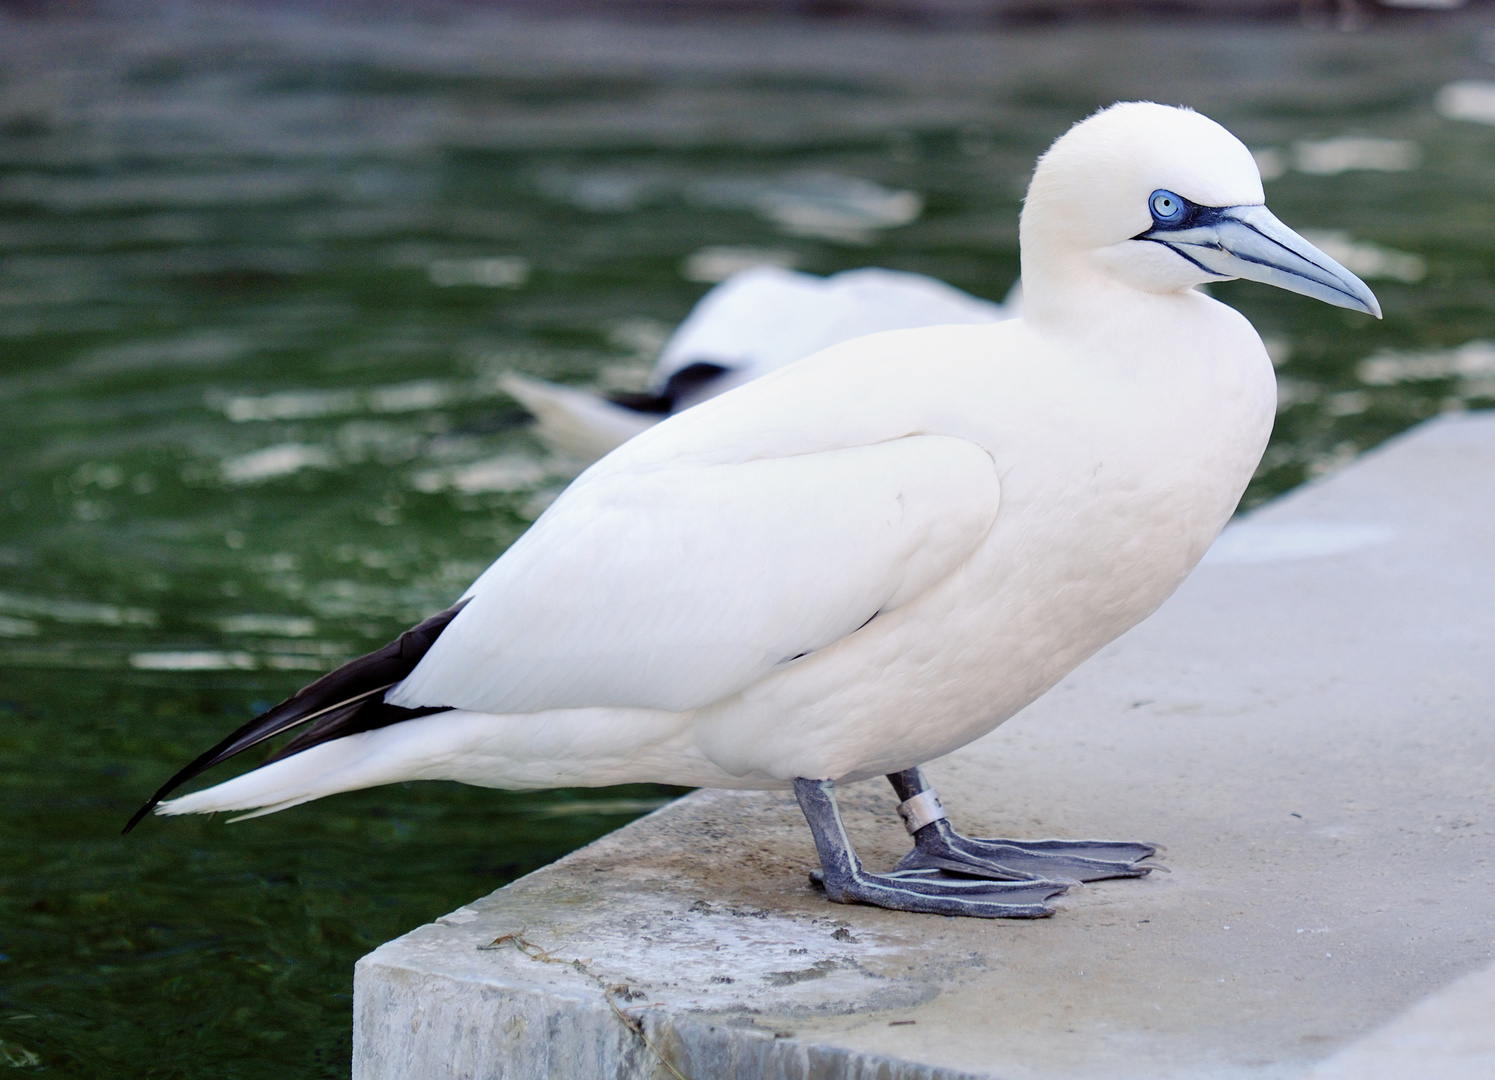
[810, 862, 1067, 919]
[887, 768, 1159, 884]
[893, 835, 1155, 882]
[793, 778, 1071, 919]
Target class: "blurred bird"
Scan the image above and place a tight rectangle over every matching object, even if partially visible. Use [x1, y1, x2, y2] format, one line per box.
[129, 103, 1379, 918]
[501, 265, 1014, 461]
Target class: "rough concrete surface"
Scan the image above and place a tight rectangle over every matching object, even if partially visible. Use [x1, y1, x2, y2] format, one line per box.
[354, 411, 1495, 1080]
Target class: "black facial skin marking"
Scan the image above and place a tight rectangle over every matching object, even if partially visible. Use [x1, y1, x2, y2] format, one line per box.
[1133, 191, 1355, 303]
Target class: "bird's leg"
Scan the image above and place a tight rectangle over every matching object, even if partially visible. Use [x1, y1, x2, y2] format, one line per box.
[886, 767, 1157, 883]
[791, 777, 1069, 918]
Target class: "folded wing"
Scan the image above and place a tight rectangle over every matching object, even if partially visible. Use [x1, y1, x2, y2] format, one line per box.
[389, 434, 1000, 715]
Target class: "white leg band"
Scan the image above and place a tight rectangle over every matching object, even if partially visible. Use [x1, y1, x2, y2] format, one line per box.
[896, 789, 948, 835]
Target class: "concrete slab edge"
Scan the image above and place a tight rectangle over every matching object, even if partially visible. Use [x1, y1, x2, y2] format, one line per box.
[1295, 958, 1495, 1080]
[354, 953, 993, 1080]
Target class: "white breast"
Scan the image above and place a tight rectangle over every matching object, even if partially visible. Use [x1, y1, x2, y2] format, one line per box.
[684, 294, 1275, 785]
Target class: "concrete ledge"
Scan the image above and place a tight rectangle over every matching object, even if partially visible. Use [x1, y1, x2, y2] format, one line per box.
[355, 411, 1495, 1080]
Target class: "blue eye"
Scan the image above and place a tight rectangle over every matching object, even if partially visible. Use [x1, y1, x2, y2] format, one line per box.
[1149, 190, 1186, 224]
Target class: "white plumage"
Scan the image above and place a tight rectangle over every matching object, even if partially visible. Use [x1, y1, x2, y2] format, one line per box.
[153, 102, 1377, 916]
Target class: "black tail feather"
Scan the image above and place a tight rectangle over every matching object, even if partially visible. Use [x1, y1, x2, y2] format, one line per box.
[122, 599, 468, 834]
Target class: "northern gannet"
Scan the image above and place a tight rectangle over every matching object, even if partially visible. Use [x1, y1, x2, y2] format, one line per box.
[502, 265, 1013, 461]
[128, 103, 1379, 918]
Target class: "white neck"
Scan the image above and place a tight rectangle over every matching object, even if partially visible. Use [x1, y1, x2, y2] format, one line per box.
[1020, 247, 1204, 344]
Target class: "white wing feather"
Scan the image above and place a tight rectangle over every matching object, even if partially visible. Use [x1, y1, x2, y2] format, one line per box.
[389, 434, 999, 715]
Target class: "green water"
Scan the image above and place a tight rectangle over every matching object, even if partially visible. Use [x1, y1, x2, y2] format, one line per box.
[2, 6, 1494, 1075]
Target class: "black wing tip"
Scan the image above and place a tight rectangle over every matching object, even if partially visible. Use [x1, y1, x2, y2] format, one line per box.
[118, 693, 363, 836]
[121, 804, 151, 836]
[607, 361, 731, 415]
[120, 743, 232, 835]
[122, 781, 172, 834]
[120, 598, 472, 837]
[606, 390, 673, 414]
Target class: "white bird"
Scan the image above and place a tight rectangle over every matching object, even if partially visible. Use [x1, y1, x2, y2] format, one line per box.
[129, 103, 1379, 919]
[501, 265, 1014, 461]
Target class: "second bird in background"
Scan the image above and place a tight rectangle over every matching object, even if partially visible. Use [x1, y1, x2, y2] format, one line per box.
[502, 265, 1018, 461]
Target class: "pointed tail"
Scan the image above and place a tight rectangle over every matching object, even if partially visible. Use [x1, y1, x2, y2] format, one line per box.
[122, 599, 467, 833]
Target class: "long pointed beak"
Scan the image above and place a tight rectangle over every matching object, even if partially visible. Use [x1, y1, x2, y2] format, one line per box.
[1139, 205, 1382, 318]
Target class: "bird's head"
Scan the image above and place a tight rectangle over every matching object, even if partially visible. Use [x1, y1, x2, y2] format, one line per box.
[1019, 101, 1380, 323]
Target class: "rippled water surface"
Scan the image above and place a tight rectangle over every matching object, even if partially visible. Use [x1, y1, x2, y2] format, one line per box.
[2, 6, 1494, 1075]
